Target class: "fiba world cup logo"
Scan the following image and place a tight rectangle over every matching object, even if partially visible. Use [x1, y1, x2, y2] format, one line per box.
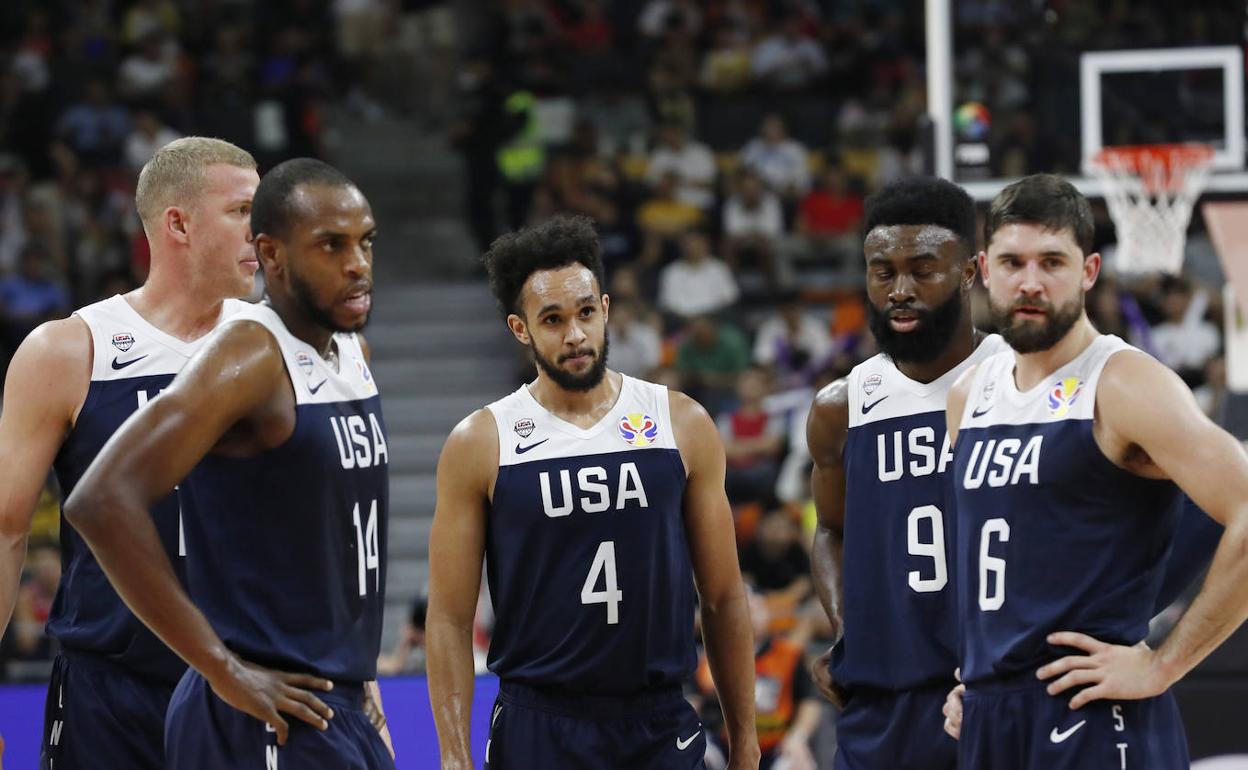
[618, 413, 659, 447]
[1046, 377, 1084, 418]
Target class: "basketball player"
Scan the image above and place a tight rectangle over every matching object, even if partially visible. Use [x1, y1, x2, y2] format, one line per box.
[61, 158, 394, 768]
[0, 137, 257, 769]
[426, 215, 760, 769]
[947, 173, 1248, 769]
[806, 176, 1006, 769]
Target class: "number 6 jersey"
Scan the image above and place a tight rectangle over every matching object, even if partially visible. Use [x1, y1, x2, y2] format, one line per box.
[483, 375, 696, 695]
[831, 334, 1006, 692]
[953, 335, 1181, 685]
[178, 303, 389, 683]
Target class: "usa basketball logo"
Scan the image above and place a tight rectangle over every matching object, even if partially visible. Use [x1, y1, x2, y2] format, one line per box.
[295, 352, 314, 376]
[618, 413, 659, 447]
[111, 332, 135, 352]
[863, 373, 882, 395]
[1046, 377, 1084, 418]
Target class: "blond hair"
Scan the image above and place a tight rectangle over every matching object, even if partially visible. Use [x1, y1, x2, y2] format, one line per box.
[135, 137, 257, 234]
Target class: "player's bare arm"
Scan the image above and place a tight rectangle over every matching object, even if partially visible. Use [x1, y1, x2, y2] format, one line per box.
[427, 408, 497, 770]
[62, 320, 335, 745]
[1040, 351, 1248, 709]
[671, 390, 761, 770]
[805, 377, 850, 707]
[944, 363, 978, 450]
[0, 318, 90, 634]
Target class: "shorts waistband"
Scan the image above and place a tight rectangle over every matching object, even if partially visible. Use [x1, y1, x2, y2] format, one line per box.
[60, 648, 180, 689]
[848, 678, 961, 700]
[184, 668, 366, 709]
[965, 669, 1048, 695]
[498, 681, 685, 719]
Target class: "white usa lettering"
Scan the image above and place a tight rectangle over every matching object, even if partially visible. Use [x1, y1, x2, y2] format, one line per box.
[877, 428, 954, 483]
[540, 462, 650, 518]
[962, 436, 1043, 489]
[330, 412, 389, 469]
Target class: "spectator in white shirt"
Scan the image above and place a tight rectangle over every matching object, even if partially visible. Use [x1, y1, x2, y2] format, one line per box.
[751, 16, 828, 91]
[722, 169, 785, 288]
[1148, 276, 1221, 383]
[658, 229, 739, 320]
[646, 122, 717, 211]
[124, 110, 181, 172]
[752, 291, 833, 388]
[608, 300, 663, 378]
[740, 114, 811, 201]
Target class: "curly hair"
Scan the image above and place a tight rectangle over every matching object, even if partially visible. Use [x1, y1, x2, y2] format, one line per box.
[483, 215, 606, 319]
[863, 176, 977, 255]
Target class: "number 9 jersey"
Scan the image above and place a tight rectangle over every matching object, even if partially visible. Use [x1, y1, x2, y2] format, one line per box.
[483, 375, 696, 694]
[831, 334, 1007, 693]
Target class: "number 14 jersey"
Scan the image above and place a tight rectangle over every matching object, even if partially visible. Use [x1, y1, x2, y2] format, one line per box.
[483, 375, 696, 695]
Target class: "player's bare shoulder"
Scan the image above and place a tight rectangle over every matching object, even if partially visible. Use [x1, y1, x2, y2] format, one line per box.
[3, 315, 93, 422]
[667, 388, 722, 473]
[807, 377, 851, 464]
[438, 408, 501, 494]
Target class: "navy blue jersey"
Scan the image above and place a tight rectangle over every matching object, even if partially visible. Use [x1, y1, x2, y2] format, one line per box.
[830, 335, 1006, 691]
[178, 304, 388, 683]
[953, 336, 1182, 685]
[483, 376, 695, 695]
[47, 295, 247, 685]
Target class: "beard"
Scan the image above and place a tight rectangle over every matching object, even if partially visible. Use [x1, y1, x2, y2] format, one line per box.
[989, 291, 1083, 353]
[531, 329, 610, 392]
[290, 269, 370, 333]
[867, 288, 964, 364]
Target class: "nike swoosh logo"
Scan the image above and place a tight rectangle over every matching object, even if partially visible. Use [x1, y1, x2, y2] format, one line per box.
[971, 404, 993, 418]
[676, 731, 701, 751]
[860, 396, 889, 414]
[111, 354, 148, 370]
[515, 438, 549, 454]
[308, 379, 328, 394]
[1050, 720, 1087, 744]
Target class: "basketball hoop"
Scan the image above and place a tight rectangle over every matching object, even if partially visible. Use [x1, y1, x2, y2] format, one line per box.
[1091, 144, 1214, 275]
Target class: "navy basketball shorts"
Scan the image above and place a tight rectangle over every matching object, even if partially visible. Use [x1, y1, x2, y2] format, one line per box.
[960, 673, 1189, 770]
[485, 681, 708, 770]
[832, 683, 958, 770]
[40, 650, 175, 770]
[165, 669, 395, 770]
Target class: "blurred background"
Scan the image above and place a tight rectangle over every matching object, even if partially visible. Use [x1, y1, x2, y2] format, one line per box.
[1, 1, 1246, 767]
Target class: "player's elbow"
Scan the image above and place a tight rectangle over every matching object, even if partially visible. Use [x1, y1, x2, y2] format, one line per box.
[62, 480, 125, 537]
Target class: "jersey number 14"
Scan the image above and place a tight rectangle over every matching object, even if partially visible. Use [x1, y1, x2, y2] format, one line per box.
[353, 500, 381, 597]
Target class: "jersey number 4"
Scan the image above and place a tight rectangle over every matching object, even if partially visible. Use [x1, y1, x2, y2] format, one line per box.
[581, 541, 623, 624]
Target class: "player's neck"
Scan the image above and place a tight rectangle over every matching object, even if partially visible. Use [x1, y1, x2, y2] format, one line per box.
[265, 292, 336, 360]
[125, 272, 227, 343]
[529, 368, 623, 427]
[1011, 315, 1099, 392]
[894, 320, 981, 384]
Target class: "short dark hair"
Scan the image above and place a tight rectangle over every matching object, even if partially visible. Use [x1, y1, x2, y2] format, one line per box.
[863, 176, 977, 255]
[483, 215, 606, 319]
[251, 158, 355, 239]
[985, 173, 1094, 255]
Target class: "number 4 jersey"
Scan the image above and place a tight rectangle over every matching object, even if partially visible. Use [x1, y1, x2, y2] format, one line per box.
[483, 375, 696, 695]
[830, 334, 1007, 692]
[178, 303, 388, 683]
[953, 335, 1181, 685]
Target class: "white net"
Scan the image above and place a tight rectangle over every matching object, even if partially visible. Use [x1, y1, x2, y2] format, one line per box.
[1091, 144, 1214, 275]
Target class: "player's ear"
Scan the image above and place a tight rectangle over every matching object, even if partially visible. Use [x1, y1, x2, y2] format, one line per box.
[600, 293, 610, 324]
[507, 313, 530, 345]
[164, 206, 190, 245]
[254, 234, 282, 276]
[977, 250, 990, 287]
[961, 256, 978, 292]
[1082, 251, 1101, 290]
